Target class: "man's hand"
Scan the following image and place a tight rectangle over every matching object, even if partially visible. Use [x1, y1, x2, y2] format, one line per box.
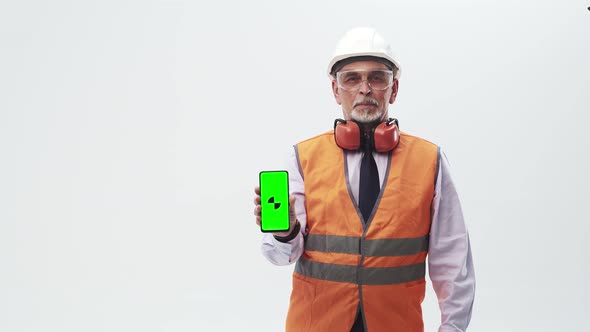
[254, 186, 298, 237]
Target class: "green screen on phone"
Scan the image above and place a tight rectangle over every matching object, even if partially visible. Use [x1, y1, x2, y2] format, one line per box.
[259, 170, 290, 232]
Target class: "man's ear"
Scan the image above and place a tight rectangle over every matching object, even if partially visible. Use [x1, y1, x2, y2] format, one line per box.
[389, 79, 399, 104]
[332, 79, 342, 105]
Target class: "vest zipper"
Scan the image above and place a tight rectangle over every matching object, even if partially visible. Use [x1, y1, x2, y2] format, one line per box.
[357, 229, 368, 330]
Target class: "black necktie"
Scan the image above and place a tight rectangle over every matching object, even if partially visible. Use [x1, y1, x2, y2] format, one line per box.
[359, 147, 380, 222]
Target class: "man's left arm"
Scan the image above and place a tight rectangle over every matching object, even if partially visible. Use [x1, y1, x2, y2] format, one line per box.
[428, 148, 476, 332]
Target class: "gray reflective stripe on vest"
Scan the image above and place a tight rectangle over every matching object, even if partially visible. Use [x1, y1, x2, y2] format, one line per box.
[304, 234, 429, 256]
[295, 258, 426, 285]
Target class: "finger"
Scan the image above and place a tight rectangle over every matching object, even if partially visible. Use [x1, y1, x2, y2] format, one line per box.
[254, 196, 260, 205]
[254, 186, 260, 195]
[256, 216, 261, 226]
[254, 205, 261, 216]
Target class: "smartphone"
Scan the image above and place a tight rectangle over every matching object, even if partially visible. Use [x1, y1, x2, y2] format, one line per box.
[259, 170, 290, 233]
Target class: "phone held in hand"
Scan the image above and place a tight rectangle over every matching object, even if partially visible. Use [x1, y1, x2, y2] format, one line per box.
[259, 170, 290, 233]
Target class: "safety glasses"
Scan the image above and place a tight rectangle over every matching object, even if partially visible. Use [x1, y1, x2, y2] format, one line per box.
[336, 69, 394, 91]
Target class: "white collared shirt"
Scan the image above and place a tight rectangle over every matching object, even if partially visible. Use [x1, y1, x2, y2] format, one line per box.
[261, 145, 475, 332]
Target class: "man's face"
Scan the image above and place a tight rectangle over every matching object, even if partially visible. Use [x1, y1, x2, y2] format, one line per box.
[331, 61, 399, 123]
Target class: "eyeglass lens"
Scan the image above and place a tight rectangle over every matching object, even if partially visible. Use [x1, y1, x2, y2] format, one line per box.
[338, 70, 392, 91]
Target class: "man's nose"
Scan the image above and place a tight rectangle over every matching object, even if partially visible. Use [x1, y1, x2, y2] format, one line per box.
[359, 80, 372, 94]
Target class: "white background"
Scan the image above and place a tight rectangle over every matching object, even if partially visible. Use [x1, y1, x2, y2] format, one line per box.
[1, 0, 589, 331]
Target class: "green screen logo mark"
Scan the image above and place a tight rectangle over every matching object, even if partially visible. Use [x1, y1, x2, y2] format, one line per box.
[268, 196, 281, 210]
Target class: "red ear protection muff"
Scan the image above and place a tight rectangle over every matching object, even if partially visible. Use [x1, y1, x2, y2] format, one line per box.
[334, 119, 362, 150]
[373, 119, 400, 152]
[334, 118, 400, 152]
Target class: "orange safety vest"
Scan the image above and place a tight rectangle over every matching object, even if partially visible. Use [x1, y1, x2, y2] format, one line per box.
[286, 130, 439, 332]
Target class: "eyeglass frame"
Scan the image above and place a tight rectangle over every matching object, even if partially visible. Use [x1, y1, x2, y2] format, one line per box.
[335, 69, 395, 91]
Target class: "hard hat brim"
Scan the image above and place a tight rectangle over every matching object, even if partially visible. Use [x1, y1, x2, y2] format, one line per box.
[328, 52, 402, 80]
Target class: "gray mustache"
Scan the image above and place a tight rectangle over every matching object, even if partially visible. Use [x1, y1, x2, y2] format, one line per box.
[353, 98, 379, 107]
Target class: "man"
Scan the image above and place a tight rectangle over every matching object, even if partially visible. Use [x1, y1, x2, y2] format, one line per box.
[253, 27, 475, 332]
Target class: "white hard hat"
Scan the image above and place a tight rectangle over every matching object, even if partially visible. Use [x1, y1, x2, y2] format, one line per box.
[327, 27, 401, 80]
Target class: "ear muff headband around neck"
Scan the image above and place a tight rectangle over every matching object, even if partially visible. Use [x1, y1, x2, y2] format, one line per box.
[333, 118, 400, 152]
